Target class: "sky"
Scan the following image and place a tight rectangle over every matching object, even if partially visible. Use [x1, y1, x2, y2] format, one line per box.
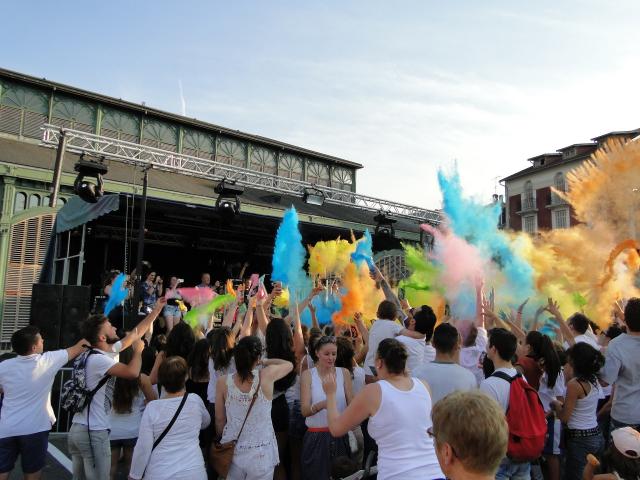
[3, 0, 640, 209]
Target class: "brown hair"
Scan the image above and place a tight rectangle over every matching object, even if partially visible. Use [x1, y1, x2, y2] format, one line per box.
[431, 391, 508, 475]
[112, 347, 140, 413]
[81, 314, 109, 346]
[158, 356, 188, 393]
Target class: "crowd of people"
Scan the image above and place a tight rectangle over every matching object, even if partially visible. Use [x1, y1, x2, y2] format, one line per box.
[1, 265, 640, 480]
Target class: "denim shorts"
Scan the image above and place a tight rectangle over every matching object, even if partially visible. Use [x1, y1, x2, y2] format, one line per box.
[0, 430, 49, 474]
[163, 304, 181, 317]
[110, 437, 137, 449]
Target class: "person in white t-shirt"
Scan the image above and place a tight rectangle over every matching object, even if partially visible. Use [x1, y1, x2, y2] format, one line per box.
[364, 301, 424, 383]
[396, 305, 437, 374]
[67, 309, 160, 480]
[0, 326, 87, 479]
[413, 323, 477, 404]
[479, 328, 531, 480]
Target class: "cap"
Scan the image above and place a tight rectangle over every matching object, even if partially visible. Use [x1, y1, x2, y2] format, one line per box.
[611, 427, 640, 459]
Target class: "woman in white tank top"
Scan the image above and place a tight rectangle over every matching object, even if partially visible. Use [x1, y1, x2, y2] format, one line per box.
[300, 336, 353, 480]
[323, 337, 445, 480]
[551, 342, 605, 480]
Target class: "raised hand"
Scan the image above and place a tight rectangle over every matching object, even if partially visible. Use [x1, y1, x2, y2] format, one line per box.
[321, 372, 337, 396]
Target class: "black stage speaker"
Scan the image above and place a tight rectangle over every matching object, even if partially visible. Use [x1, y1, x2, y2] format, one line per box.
[30, 284, 90, 351]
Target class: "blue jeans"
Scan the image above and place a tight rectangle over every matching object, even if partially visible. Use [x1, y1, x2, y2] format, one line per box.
[68, 423, 111, 480]
[565, 433, 604, 480]
[495, 457, 530, 480]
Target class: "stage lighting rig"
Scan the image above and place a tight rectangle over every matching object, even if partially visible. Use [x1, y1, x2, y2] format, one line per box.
[373, 212, 401, 252]
[303, 186, 325, 206]
[214, 179, 244, 221]
[73, 154, 108, 203]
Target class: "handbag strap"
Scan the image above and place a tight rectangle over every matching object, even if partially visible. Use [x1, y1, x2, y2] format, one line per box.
[234, 372, 261, 443]
[153, 393, 188, 450]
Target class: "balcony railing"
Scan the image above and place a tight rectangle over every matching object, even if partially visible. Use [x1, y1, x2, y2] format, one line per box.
[519, 196, 537, 213]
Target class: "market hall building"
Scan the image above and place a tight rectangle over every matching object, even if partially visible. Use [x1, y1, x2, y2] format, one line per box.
[0, 67, 439, 350]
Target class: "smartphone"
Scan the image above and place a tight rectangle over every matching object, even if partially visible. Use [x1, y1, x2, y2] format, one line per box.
[369, 366, 378, 376]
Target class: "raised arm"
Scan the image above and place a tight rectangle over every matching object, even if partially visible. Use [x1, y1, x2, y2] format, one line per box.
[373, 265, 403, 313]
[255, 297, 269, 336]
[119, 298, 166, 351]
[323, 374, 375, 437]
[107, 339, 144, 380]
[66, 338, 91, 361]
[238, 299, 255, 339]
[291, 304, 306, 363]
[546, 298, 575, 346]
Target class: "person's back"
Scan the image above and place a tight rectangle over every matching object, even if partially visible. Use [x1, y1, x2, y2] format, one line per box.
[0, 327, 86, 478]
[600, 298, 640, 430]
[130, 394, 209, 479]
[415, 362, 476, 404]
[129, 356, 210, 480]
[368, 378, 442, 479]
[396, 305, 438, 373]
[414, 323, 477, 404]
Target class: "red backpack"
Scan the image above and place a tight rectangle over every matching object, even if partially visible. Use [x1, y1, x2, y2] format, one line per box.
[491, 371, 547, 462]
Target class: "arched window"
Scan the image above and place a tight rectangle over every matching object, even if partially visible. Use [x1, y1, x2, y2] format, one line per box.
[524, 181, 533, 198]
[554, 172, 566, 193]
[13, 192, 26, 213]
[28, 194, 40, 209]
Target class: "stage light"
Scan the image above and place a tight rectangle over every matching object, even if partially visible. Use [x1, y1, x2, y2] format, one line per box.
[373, 212, 401, 252]
[73, 154, 108, 203]
[214, 179, 244, 221]
[303, 186, 325, 206]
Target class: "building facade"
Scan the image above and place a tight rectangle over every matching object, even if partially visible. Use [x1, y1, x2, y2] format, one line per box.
[0, 67, 437, 349]
[502, 129, 640, 234]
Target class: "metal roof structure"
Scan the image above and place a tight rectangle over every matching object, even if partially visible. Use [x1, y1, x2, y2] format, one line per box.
[40, 125, 441, 225]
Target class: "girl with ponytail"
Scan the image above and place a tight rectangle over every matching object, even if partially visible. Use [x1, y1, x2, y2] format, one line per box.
[551, 343, 606, 480]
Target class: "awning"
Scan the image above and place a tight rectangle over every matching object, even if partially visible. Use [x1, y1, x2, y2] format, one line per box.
[39, 194, 121, 283]
[55, 194, 120, 233]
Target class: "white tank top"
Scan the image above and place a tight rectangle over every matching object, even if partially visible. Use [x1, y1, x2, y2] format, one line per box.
[568, 380, 601, 430]
[305, 367, 346, 428]
[367, 378, 444, 479]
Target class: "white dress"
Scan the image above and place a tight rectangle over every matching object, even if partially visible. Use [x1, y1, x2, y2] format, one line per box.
[220, 370, 279, 473]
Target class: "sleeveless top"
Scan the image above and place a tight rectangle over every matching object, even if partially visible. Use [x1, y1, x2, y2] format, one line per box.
[568, 379, 602, 430]
[306, 367, 346, 428]
[219, 369, 279, 464]
[368, 378, 444, 479]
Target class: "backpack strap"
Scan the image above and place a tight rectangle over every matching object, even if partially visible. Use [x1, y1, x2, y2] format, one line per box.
[491, 371, 519, 383]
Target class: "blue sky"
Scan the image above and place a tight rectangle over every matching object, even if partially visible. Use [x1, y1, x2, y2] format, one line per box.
[3, 1, 640, 208]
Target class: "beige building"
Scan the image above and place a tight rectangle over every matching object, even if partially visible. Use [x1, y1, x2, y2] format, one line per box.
[502, 129, 639, 233]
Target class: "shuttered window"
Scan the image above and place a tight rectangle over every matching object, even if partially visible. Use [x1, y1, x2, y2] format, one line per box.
[0, 81, 49, 139]
[1, 214, 55, 343]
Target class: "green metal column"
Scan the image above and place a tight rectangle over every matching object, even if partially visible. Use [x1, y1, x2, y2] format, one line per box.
[0, 175, 17, 327]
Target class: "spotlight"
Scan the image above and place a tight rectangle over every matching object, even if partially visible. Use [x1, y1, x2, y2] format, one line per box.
[214, 179, 244, 221]
[303, 186, 325, 206]
[73, 154, 108, 203]
[373, 212, 401, 252]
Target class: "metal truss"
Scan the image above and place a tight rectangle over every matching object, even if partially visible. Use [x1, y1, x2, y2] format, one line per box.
[42, 125, 441, 224]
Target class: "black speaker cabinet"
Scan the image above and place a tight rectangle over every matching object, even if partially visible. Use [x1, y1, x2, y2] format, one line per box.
[30, 284, 90, 351]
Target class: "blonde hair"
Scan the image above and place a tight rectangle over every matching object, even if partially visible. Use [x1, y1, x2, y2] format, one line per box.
[431, 391, 508, 475]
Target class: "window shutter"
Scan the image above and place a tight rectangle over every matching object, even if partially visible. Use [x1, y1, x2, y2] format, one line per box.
[1, 214, 55, 344]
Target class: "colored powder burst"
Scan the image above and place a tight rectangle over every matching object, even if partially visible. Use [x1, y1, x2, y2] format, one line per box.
[273, 288, 290, 309]
[300, 293, 342, 326]
[398, 244, 446, 321]
[332, 262, 383, 326]
[519, 139, 640, 326]
[104, 273, 128, 316]
[351, 230, 375, 268]
[438, 167, 534, 307]
[178, 287, 215, 307]
[422, 225, 486, 320]
[308, 238, 355, 278]
[184, 294, 235, 329]
[272, 207, 312, 302]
